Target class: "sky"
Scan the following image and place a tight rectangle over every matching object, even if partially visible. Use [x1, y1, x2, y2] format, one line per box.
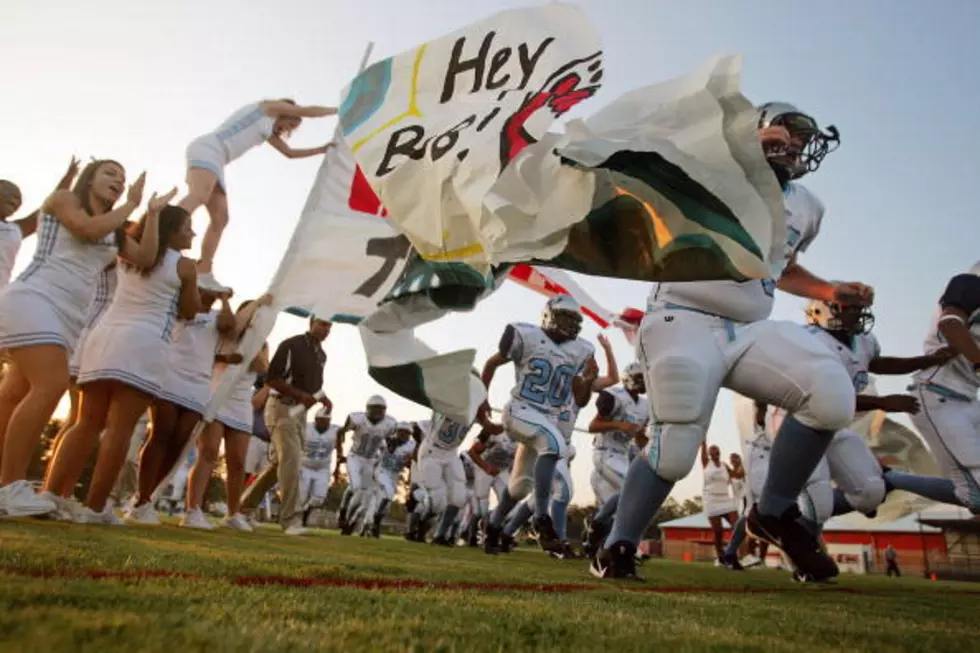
[3, 0, 979, 505]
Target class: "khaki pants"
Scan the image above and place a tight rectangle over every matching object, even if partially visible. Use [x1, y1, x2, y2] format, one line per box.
[239, 398, 305, 528]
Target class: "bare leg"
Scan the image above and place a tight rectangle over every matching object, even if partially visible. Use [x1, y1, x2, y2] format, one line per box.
[86, 383, 152, 511]
[135, 401, 177, 505]
[709, 515, 725, 559]
[224, 429, 250, 515]
[1, 345, 70, 484]
[0, 364, 29, 470]
[198, 187, 229, 276]
[187, 422, 223, 511]
[43, 383, 110, 497]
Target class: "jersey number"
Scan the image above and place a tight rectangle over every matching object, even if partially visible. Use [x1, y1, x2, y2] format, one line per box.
[439, 422, 464, 445]
[520, 358, 575, 407]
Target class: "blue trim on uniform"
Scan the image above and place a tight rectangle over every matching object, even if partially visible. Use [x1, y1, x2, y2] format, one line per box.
[161, 289, 181, 343]
[78, 368, 161, 397]
[215, 414, 253, 433]
[916, 382, 972, 403]
[17, 215, 59, 282]
[157, 390, 205, 414]
[215, 106, 266, 143]
[507, 403, 562, 456]
[0, 331, 70, 352]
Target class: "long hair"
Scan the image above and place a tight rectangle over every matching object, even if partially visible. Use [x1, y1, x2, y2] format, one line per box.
[71, 160, 123, 216]
[122, 205, 189, 276]
[270, 98, 299, 138]
[235, 300, 257, 343]
[72, 159, 126, 247]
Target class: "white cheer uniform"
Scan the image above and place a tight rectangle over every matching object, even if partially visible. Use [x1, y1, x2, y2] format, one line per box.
[637, 182, 855, 483]
[186, 103, 275, 191]
[417, 413, 470, 516]
[78, 250, 184, 396]
[159, 309, 220, 414]
[299, 423, 338, 509]
[591, 386, 649, 507]
[0, 214, 117, 354]
[702, 460, 736, 518]
[910, 273, 980, 513]
[472, 432, 516, 517]
[212, 334, 262, 433]
[69, 264, 118, 379]
[501, 323, 594, 502]
[0, 221, 24, 289]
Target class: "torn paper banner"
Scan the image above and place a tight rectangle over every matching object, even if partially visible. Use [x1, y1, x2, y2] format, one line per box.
[342, 8, 785, 283]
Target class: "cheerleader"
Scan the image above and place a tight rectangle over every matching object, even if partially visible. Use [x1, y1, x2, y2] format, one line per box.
[701, 443, 739, 563]
[0, 157, 79, 288]
[183, 297, 271, 530]
[178, 100, 336, 292]
[125, 289, 236, 525]
[0, 161, 158, 517]
[44, 199, 200, 523]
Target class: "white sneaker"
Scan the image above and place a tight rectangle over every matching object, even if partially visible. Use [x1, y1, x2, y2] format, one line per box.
[39, 491, 85, 522]
[284, 524, 309, 536]
[78, 506, 125, 526]
[196, 271, 231, 294]
[225, 513, 254, 532]
[0, 481, 57, 517]
[125, 502, 161, 525]
[740, 554, 763, 569]
[181, 508, 215, 530]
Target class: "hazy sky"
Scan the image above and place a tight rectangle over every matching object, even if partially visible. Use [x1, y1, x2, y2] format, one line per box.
[3, 0, 979, 504]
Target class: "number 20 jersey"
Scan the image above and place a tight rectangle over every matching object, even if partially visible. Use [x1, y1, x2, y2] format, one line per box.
[504, 323, 595, 418]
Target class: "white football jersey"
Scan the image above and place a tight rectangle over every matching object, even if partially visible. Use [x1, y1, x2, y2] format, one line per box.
[346, 413, 397, 458]
[481, 432, 517, 469]
[380, 439, 415, 476]
[804, 325, 879, 394]
[505, 323, 595, 417]
[914, 274, 980, 398]
[420, 413, 470, 451]
[647, 182, 824, 323]
[0, 221, 23, 288]
[303, 424, 339, 469]
[593, 386, 650, 454]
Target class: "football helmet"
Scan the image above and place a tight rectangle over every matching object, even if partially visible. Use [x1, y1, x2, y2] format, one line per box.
[757, 101, 839, 180]
[621, 362, 645, 393]
[805, 298, 874, 335]
[541, 294, 583, 341]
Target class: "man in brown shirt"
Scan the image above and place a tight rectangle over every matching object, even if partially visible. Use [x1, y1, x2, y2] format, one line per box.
[240, 317, 332, 534]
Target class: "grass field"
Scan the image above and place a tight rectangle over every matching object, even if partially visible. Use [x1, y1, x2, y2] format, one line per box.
[1, 518, 978, 652]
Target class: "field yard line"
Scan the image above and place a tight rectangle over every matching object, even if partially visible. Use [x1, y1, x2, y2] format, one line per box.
[2, 565, 950, 595]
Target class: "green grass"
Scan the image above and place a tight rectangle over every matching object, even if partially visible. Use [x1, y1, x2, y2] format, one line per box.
[1, 519, 977, 652]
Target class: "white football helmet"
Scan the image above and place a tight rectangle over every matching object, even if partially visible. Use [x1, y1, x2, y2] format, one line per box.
[968, 260, 980, 276]
[541, 294, 583, 340]
[805, 298, 874, 335]
[314, 406, 331, 421]
[757, 101, 839, 180]
[621, 362, 645, 393]
[396, 421, 413, 433]
[366, 395, 386, 408]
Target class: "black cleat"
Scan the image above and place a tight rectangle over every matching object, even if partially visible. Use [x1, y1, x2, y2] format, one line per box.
[499, 532, 515, 554]
[590, 541, 643, 581]
[483, 522, 502, 555]
[720, 553, 744, 571]
[581, 516, 610, 559]
[747, 504, 838, 581]
[532, 515, 564, 554]
[431, 535, 453, 547]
